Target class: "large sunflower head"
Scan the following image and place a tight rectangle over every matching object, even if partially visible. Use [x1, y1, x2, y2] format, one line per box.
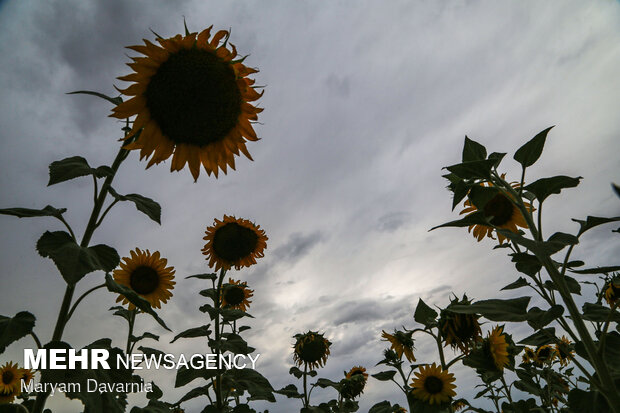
[555, 336, 574, 367]
[604, 276, 620, 306]
[340, 366, 368, 399]
[221, 278, 253, 312]
[460, 176, 533, 244]
[410, 363, 457, 406]
[113, 248, 175, 309]
[439, 295, 482, 354]
[112, 26, 263, 181]
[484, 326, 510, 371]
[293, 331, 332, 370]
[202, 215, 267, 271]
[381, 330, 416, 362]
[0, 362, 22, 404]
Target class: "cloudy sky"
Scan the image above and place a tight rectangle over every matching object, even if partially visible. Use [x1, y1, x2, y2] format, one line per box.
[1, 0, 619, 411]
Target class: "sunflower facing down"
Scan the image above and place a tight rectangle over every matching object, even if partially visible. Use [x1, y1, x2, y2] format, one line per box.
[293, 331, 332, 370]
[555, 336, 574, 366]
[0, 362, 22, 404]
[410, 363, 457, 405]
[113, 248, 175, 309]
[604, 277, 620, 306]
[382, 330, 416, 362]
[202, 215, 267, 271]
[460, 176, 533, 244]
[485, 326, 510, 371]
[221, 278, 253, 312]
[340, 366, 368, 399]
[112, 26, 263, 180]
[439, 295, 482, 354]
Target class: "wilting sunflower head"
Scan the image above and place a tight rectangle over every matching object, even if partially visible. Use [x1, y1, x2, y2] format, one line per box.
[484, 325, 510, 371]
[536, 344, 558, 365]
[340, 366, 368, 399]
[453, 400, 468, 412]
[460, 176, 533, 244]
[0, 362, 23, 404]
[112, 25, 264, 181]
[113, 248, 175, 309]
[221, 278, 253, 312]
[382, 330, 416, 362]
[410, 363, 457, 406]
[521, 347, 537, 365]
[293, 331, 332, 370]
[555, 336, 574, 366]
[202, 215, 267, 271]
[604, 277, 620, 306]
[439, 296, 482, 354]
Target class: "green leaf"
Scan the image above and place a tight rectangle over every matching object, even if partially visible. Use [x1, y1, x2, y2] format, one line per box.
[186, 273, 217, 281]
[430, 211, 489, 231]
[109, 306, 131, 322]
[176, 385, 211, 404]
[468, 185, 500, 210]
[568, 388, 611, 413]
[510, 253, 541, 277]
[218, 333, 254, 355]
[582, 303, 620, 323]
[0, 205, 67, 219]
[462, 136, 487, 162]
[526, 305, 563, 329]
[518, 327, 556, 346]
[451, 179, 470, 211]
[105, 274, 170, 331]
[131, 332, 159, 343]
[544, 275, 581, 295]
[289, 366, 303, 379]
[225, 368, 275, 402]
[174, 357, 217, 388]
[371, 371, 397, 381]
[571, 265, 620, 275]
[0, 311, 36, 353]
[449, 297, 531, 322]
[137, 346, 165, 358]
[487, 152, 507, 168]
[37, 231, 119, 284]
[170, 325, 211, 343]
[315, 378, 341, 390]
[67, 90, 123, 105]
[108, 187, 161, 225]
[275, 384, 303, 399]
[547, 232, 579, 246]
[413, 298, 438, 327]
[571, 215, 620, 237]
[613, 183, 620, 199]
[445, 159, 496, 179]
[524, 175, 582, 203]
[222, 308, 253, 323]
[48, 156, 113, 186]
[513, 126, 553, 168]
[501, 277, 530, 291]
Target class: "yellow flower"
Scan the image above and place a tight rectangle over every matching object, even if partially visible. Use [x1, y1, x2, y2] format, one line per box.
[112, 26, 263, 181]
[381, 330, 415, 362]
[536, 344, 558, 365]
[0, 362, 22, 404]
[453, 400, 468, 411]
[410, 363, 456, 405]
[486, 326, 509, 370]
[345, 366, 368, 381]
[555, 336, 574, 366]
[202, 215, 267, 271]
[521, 347, 537, 365]
[293, 331, 332, 370]
[341, 366, 368, 399]
[460, 176, 533, 243]
[440, 296, 482, 354]
[113, 248, 175, 309]
[604, 277, 620, 306]
[221, 278, 253, 312]
[20, 368, 35, 386]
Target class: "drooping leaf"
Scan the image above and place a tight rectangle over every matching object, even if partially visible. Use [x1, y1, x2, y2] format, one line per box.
[430, 211, 489, 231]
[371, 371, 397, 381]
[571, 215, 620, 237]
[413, 298, 438, 328]
[547, 232, 579, 246]
[513, 126, 554, 168]
[0, 311, 36, 353]
[48, 156, 113, 186]
[510, 253, 542, 277]
[445, 159, 496, 180]
[524, 175, 582, 203]
[186, 273, 217, 281]
[175, 385, 211, 404]
[570, 265, 620, 275]
[67, 90, 123, 105]
[544, 275, 581, 295]
[131, 332, 159, 344]
[170, 325, 211, 343]
[526, 306, 564, 330]
[448, 297, 531, 322]
[174, 357, 217, 388]
[108, 187, 161, 225]
[519, 328, 556, 346]
[0, 205, 67, 219]
[224, 368, 275, 402]
[582, 303, 620, 323]
[275, 384, 303, 399]
[462, 136, 487, 162]
[500, 277, 530, 291]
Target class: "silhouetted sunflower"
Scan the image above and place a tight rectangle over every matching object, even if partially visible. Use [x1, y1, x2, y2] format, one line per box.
[485, 326, 509, 370]
[440, 296, 482, 353]
[453, 400, 468, 411]
[604, 277, 620, 306]
[410, 363, 456, 405]
[113, 248, 175, 309]
[0, 362, 22, 404]
[221, 278, 253, 312]
[293, 331, 331, 370]
[112, 26, 263, 180]
[555, 336, 574, 366]
[341, 366, 368, 399]
[460, 176, 533, 243]
[521, 347, 537, 365]
[536, 344, 558, 365]
[382, 330, 415, 362]
[202, 215, 267, 271]
[20, 368, 35, 386]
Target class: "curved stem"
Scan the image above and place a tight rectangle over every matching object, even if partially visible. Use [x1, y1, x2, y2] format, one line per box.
[56, 215, 77, 241]
[65, 283, 106, 323]
[95, 199, 119, 229]
[30, 332, 42, 349]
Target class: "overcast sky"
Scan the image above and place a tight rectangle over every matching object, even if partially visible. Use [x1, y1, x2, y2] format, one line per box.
[1, 0, 620, 411]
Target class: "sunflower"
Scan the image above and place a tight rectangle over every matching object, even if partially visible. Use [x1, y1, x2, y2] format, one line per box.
[555, 336, 574, 366]
[382, 330, 416, 362]
[293, 331, 332, 370]
[453, 400, 468, 411]
[521, 347, 537, 365]
[485, 326, 510, 370]
[410, 363, 456, 405]
[341, 366, 368, 399]
[113, 248, 175, 309]
[0, 362, 22, 404]
[202, 215, 267, 271]
[20, 368, 35, 386]
[221, 278, 253, 312]
[604, 277, 620, 306]
[440, 296, 482, 354]
[460, 176, 533, 243]
[112, 26, 263, 181]
[536, 344, 558, 365]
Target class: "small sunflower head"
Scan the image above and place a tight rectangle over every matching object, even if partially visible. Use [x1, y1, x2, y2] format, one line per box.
[382, 330, 416, 362]
[221, 278, 253, 312]
[536, 344, 558, 365]
[382, 348, 400, 364]
[555, 336, 574, 366]
[439, 295, 482, 354]
[113, 248, 176, 309]
[0, 362, 23, 404]
[202, 215, 267, 271]
[340, 366, 368, 399]
[484, 325, 510, 371]
[453, 400, 469, 412]
[410, 363, 457, 406]
[293, 331, 332, 370]
[604, 276, 620, 306]
[521, 347, 538, 366]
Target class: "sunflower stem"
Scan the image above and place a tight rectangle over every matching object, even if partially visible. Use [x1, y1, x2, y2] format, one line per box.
[436, 334, 447, 369]
[303, 364, 309, 408]
[499, 375, 516, 411]
[126, 309, 137, 355]
[214, 268, 226, 409]
[30, 332, 42, 349]
[65, 283, 106, 323]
